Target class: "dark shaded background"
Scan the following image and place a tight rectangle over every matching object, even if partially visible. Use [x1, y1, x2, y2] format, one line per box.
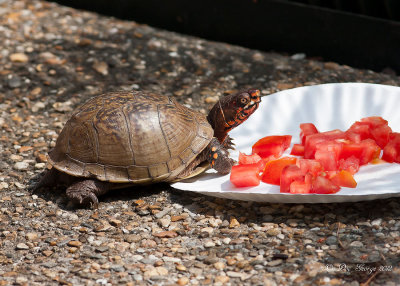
[51, 0, 400, 74]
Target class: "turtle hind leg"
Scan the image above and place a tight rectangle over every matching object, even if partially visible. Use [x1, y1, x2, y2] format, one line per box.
[66, 180, 111, 209]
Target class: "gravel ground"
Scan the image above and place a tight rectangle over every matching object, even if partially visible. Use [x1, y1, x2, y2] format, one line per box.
[1, 0, 400, 285]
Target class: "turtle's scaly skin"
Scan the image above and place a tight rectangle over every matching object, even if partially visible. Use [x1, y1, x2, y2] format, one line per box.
[48, 91, 214, 183]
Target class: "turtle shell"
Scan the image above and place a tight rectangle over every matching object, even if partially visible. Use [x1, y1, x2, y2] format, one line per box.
[48, 91, 214, 183]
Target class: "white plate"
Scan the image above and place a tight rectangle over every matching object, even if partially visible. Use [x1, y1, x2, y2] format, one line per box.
[172, 83, 400, 203]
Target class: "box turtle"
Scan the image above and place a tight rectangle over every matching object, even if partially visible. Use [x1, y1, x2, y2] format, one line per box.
[33, 89, 261, 207]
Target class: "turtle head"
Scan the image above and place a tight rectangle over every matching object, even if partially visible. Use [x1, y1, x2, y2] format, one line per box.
[207, 89, 261, 142]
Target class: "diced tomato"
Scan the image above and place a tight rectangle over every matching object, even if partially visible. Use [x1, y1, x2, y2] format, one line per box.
[261, 156, 297, 185]
[347, 117, 392, 148]
[252, 135, 292, 159]
[290, 144, 305, 156]
[310, 175, 340, 194]
[324, 171, 338, 179]
[339, 139, 380, 165]
[330, 170, 357, 188]
[346, 131, 362, 143]
[304, 130, 346, 159]
[347, 122, 372, 141]
[280, 165, 304, 193]
[238, 152, 262, 165]
[360, 116, 388, 128]
[300, 123, 319, 145]
[339, 142, 364, 160]
[382, 132, 400, 163]
[297, 159, 323, 176]
[290, 180, 311, 194]
[370, 124, 392, 148]
[315, 150, 337, 171]
[337, 156, 360, 174]
[238, 152, 266, 171]
[314, 140, 343, 171]
[230, 164, 261, 188]
[359, 139, 381, 165]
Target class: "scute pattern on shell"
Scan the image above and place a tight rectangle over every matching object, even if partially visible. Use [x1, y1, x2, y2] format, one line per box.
[48, 91, 214, 183]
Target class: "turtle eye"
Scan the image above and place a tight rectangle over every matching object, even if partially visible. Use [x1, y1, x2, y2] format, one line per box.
[240, 97, 249, 105]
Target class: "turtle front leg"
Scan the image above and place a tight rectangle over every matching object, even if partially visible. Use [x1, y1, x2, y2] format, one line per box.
[206, 138, 236, 175]
[66, 180, 111, 208]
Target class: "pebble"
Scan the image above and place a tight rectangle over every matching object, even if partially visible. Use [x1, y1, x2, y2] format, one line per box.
[266, 228, 281, 236]
[349, 241, 363, 248]
[10, 52, 29, 63]
[214, 261, 226, 270]
[163, 257, 181, 263]
[215, 276, 230, 283]
[0, 182, 9, 190]
[222, 237, 231, 244]
[154, 207, 171, 219]
[371, 218, 382, 226]
[324, 62, 340, 70]
[153, 231, 178, 238]
[204, 96, 219, 104]
[291, 53, 306, 60]
[177, 277, 189, 285]
[92, 61, 109, 75]
[158, 217, 171, 228]
[226, 271, 252, 281]
[201, 227, 214, 235]
[16, 243, 29, 250]
[8, 75, 22, 88]
[175, 264, 186, 271]
[67, 241, 82, 247]
[31, 101, 46, 112]
[268, 259, 283, 267]
[26, 232, 38, 241]
[13, 161, 29, 170]
[16, 277, 28, 284]
[35, 163, 46, 169]
[53, 101, 73, 112]
[229, 217, 240, 228]
[325, 236, 338, 245]
[204, 240, 216, 248]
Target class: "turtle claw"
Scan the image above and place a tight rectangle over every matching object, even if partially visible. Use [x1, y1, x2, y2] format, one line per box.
[223, 136, 235, 151]
[89, 193, 99, 209]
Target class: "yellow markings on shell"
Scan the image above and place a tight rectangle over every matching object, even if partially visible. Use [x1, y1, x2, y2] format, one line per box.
[211, 146, 217, 152]
[213, 153, 218, 159]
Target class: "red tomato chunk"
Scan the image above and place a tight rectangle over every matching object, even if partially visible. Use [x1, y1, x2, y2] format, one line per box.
[230, 164, 261, 188]
[261, 157, 297, 185]
[238, 152, 262, 165]
[280, 165, 305, 193]
[252, 135, 292, 159]
[290, 144, 304, 156]
[300, 123, 319, 145]
[311, 175, 340, 194]
[382, 132, 400, 163]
